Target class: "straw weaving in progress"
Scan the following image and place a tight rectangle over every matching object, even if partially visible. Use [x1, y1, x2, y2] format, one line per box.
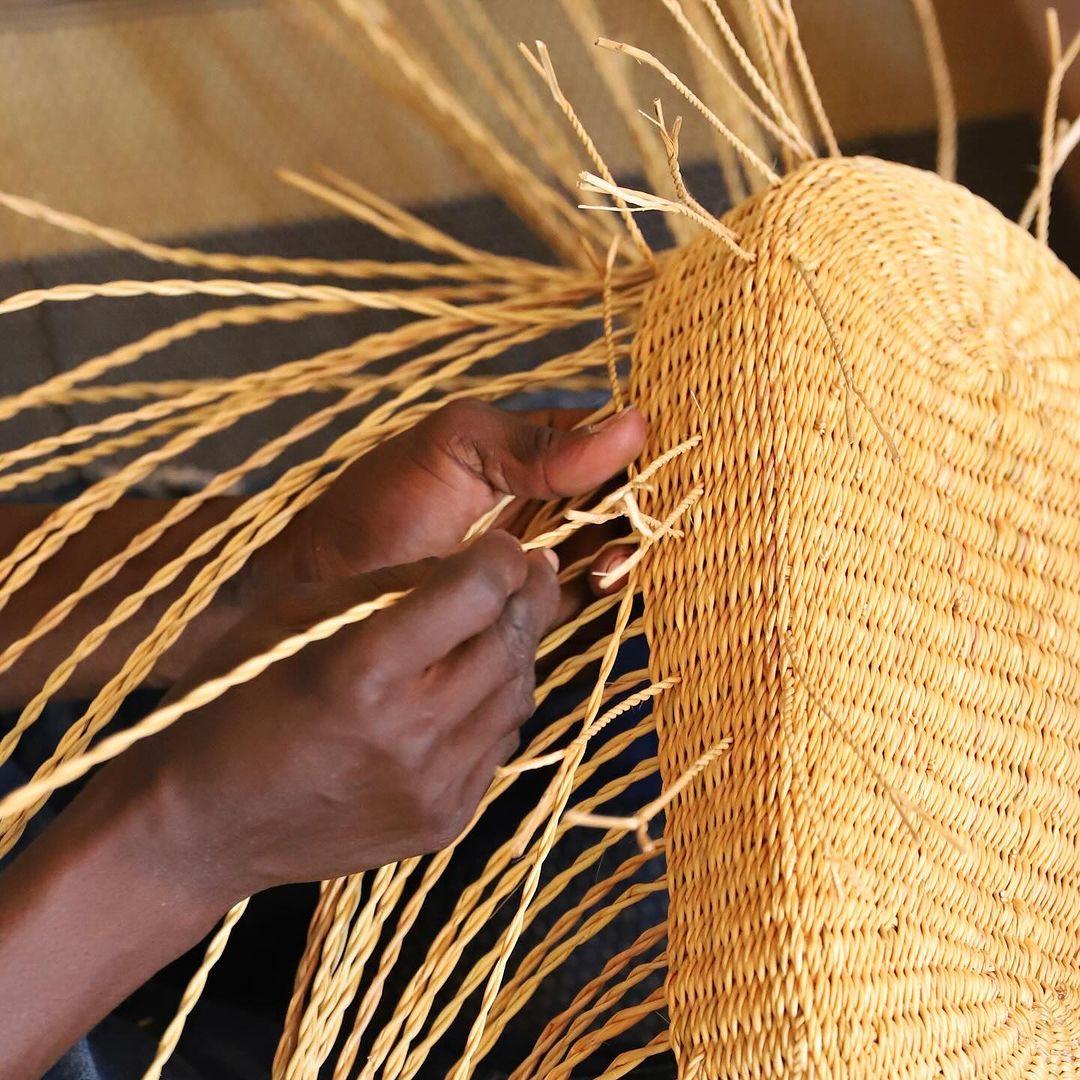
[0, 0, 1079, 1076]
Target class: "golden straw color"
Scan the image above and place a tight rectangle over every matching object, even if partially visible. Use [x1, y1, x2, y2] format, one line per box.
[0, 1, 1078, 1077]
[632, 155, 1080, 1075]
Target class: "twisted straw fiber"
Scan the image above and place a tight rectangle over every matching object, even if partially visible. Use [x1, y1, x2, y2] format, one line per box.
[632, 154, 1080, 1076]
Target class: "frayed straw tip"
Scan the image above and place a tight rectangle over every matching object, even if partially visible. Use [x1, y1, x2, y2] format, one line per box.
[594, 37, 625, 56]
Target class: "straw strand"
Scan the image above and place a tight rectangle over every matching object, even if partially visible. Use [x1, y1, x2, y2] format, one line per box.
[595, 37, 782, 186]
[143, 898, 251, 1079]
[906, 0, 957, 181]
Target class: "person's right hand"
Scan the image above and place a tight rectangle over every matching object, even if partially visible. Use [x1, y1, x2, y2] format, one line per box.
[82, 531, 558, 904]
[253, 402, 645, 592]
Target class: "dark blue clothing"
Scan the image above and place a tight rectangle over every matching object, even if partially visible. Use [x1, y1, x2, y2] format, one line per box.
[9, 641, 665, 1080]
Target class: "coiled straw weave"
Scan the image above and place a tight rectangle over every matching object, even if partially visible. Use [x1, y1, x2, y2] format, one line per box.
[0, 1, 1079, 1077]
[634, 153, 1080, 1076]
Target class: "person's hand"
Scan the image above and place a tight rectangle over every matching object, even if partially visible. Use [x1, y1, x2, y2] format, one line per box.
[88, 532, 558, 900]
[257, 401, 646, 586]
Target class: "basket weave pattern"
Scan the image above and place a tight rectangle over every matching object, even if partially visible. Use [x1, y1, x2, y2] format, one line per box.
[633, 155, 1080, 1076]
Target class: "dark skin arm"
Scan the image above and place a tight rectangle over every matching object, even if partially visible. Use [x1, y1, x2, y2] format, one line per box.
[0, 535, 558, 1079]
[0, 404, 646, 1079]
[0, 497, 243, 707]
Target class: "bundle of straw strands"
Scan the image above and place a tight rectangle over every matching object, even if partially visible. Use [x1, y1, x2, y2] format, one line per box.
[1, 0, 1080, 1076]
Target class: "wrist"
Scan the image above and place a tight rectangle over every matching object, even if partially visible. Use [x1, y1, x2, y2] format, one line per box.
[0, 754, 234, 1077]
[76, 755, 243, 923]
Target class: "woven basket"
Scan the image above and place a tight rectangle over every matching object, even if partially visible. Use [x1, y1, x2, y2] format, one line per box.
[634, 153, 1080, 1076]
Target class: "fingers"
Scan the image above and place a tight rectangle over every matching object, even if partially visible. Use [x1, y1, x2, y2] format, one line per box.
[456, 731, 521, 826]
[367, 549, 556, 848]
[431, 681, 528, 793]
[418, 400, 646, 502]
[435, 549, 558, 716]
[425, 552, 556, 823]
[589, 544, 635, 596]
[332, 531, 529, 678]
[552, 518, 631, 619]
[421, 728, 521, 852]
[292, 403, 646, 577]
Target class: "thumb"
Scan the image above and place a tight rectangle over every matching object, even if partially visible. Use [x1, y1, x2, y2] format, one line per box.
[423, 400, 646, 501]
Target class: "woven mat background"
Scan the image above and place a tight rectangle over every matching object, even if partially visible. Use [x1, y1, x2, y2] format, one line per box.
[0, 0, 1045, 261]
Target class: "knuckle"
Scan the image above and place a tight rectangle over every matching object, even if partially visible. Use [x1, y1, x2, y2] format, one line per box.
[349, 665, 387, 715]
[498, 601, 533, 667]
[475, 529, 523, 568]
[385, 704, 440, 772]
[526, 421, 558, 462]
[464, 534, 523, 608]
[430, 402, 488, 468]
[414, 401, 492, 484]
[513, 672, 537, 721]
[470, 569, 510, 624]
[312, 653, 384, 721]
[393, 737, 431, 778]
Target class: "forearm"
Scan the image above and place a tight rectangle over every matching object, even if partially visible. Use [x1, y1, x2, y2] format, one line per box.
[0, 766, 234, 1079]
[0, 498, 245, 708]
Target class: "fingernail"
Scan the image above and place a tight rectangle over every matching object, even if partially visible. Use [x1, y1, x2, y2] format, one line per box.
[591, 551, 629, 579]
[588, 408, 630, 434]
[540, 548, 559, 572]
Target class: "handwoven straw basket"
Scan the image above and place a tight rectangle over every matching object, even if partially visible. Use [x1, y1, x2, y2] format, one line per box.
[634, 154, 1080, 1076]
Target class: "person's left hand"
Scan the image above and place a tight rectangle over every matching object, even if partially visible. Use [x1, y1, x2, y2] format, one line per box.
[102, 532, 561, 895]
[253, 400, 646, 591]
